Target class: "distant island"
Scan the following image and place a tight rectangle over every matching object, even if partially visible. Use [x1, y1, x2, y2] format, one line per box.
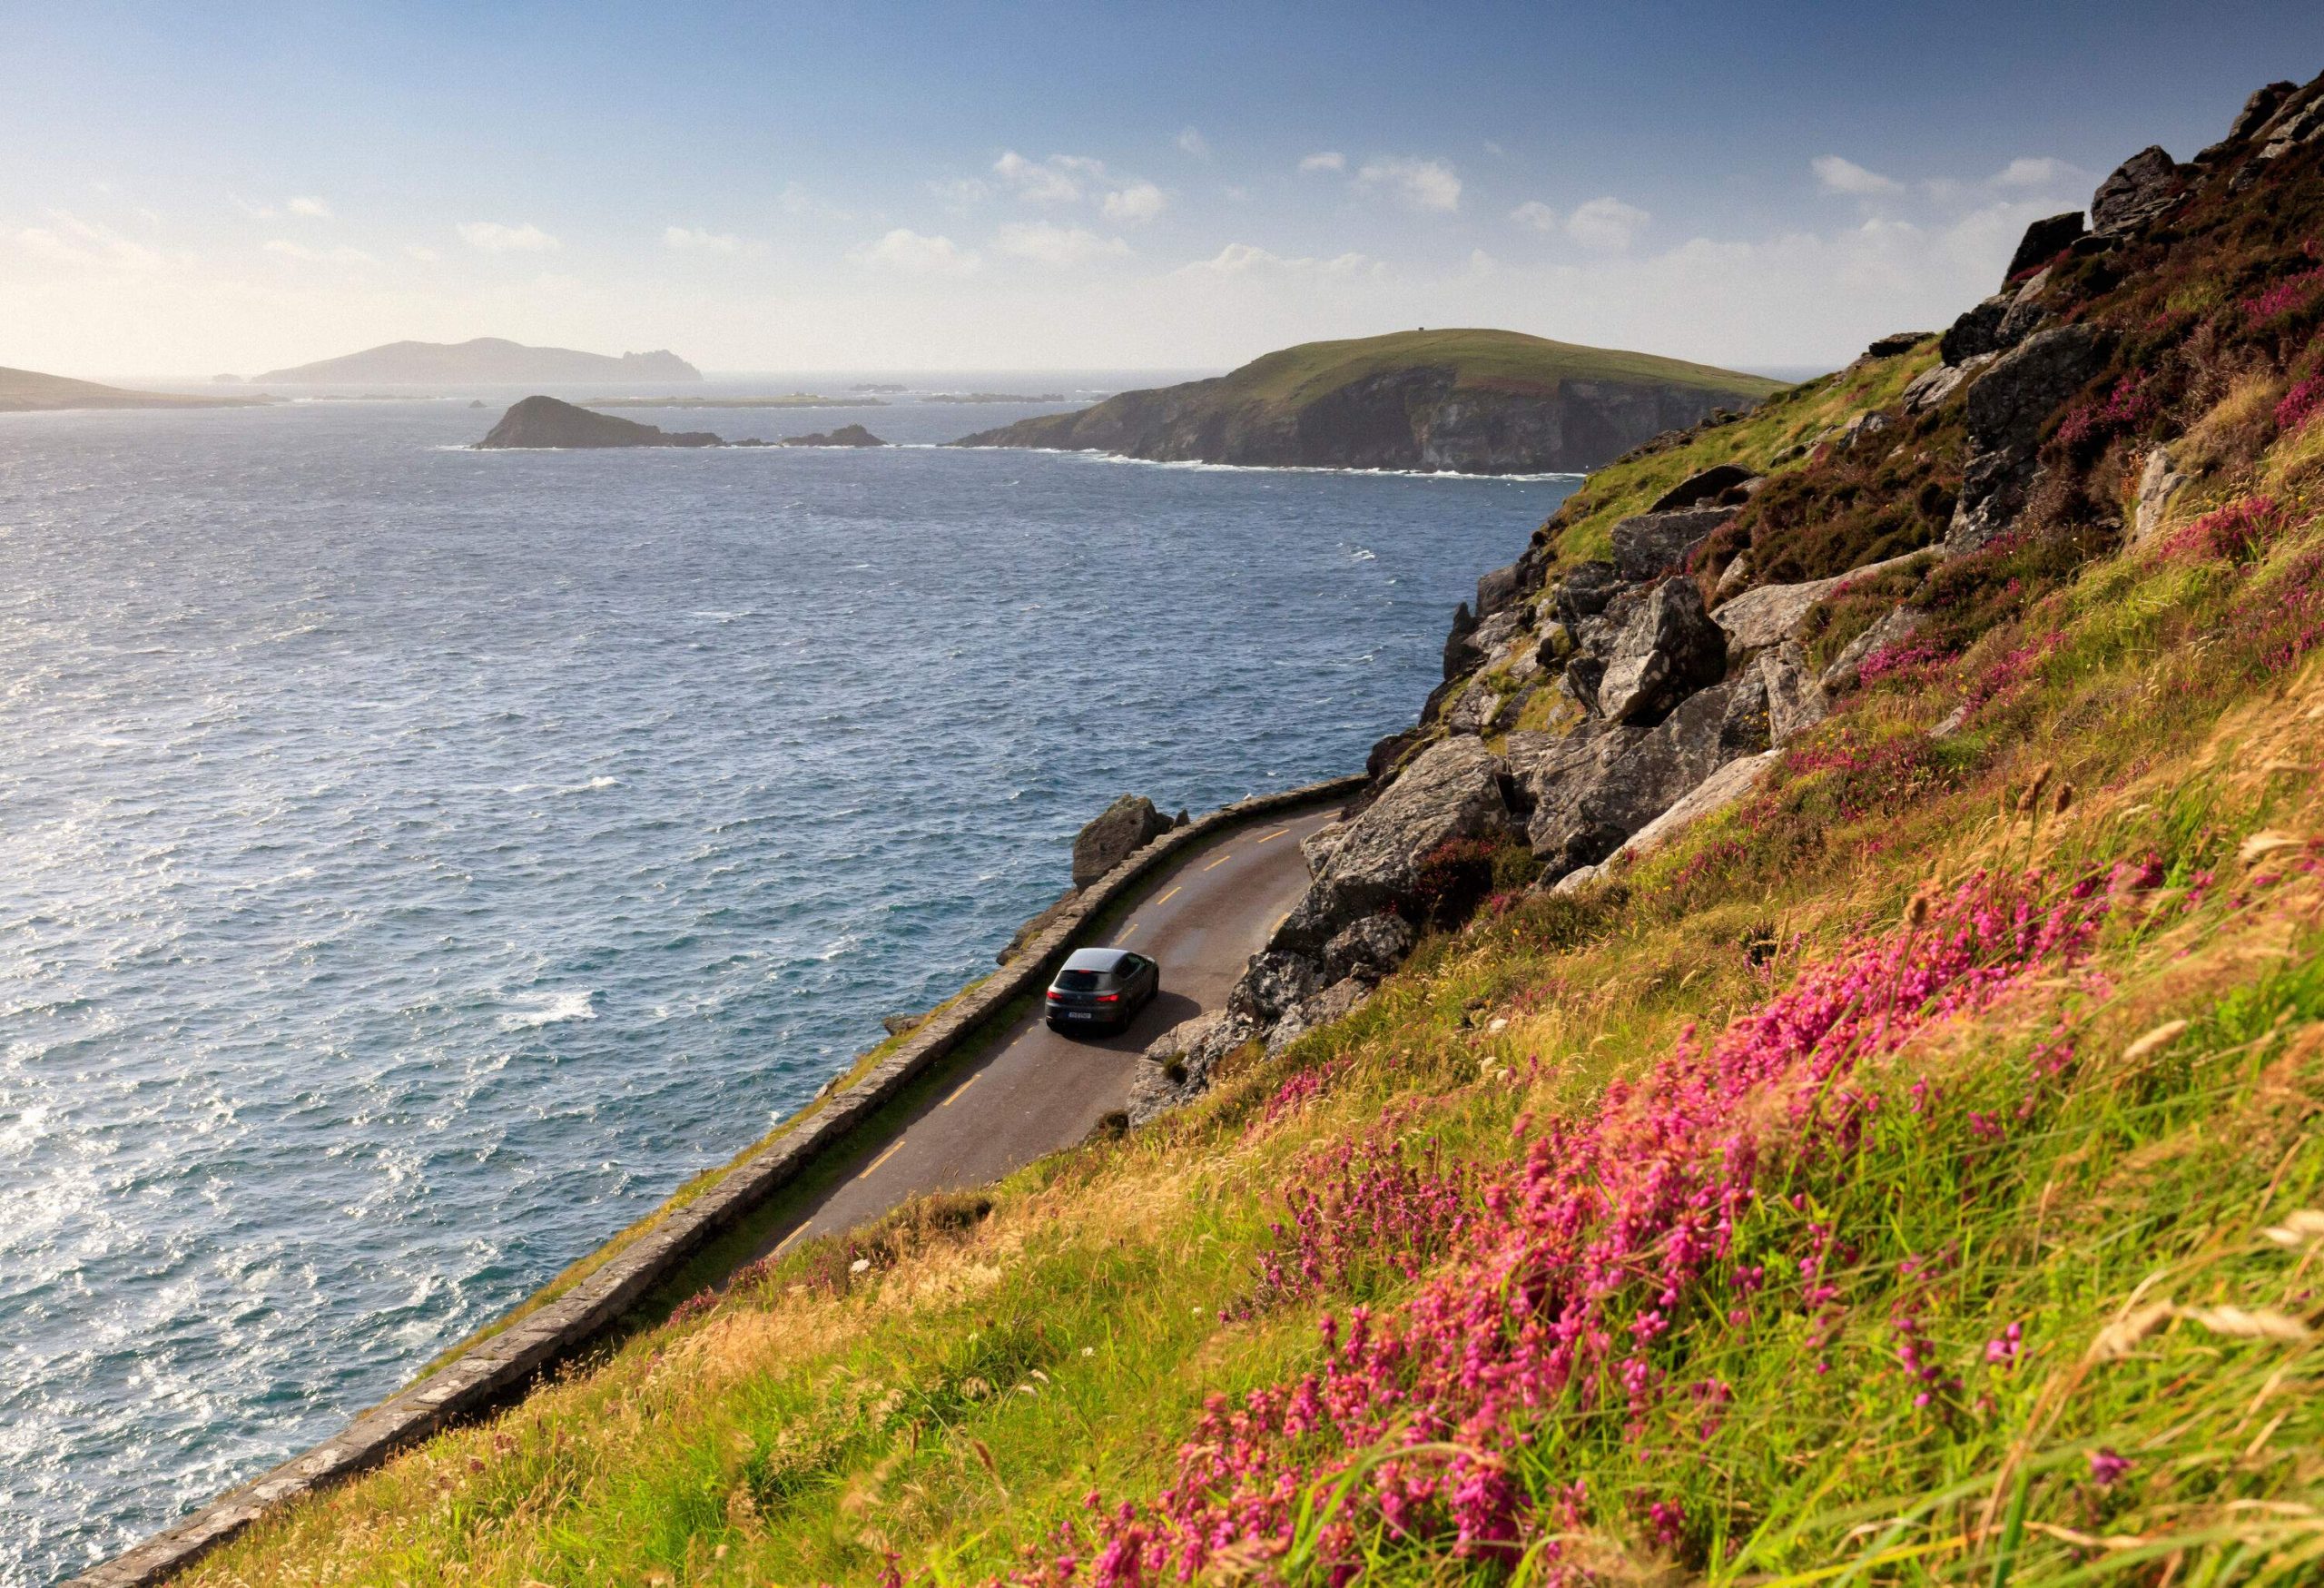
[851, 382, 907, 393]
[583, 395, 884, 409]
[926, 391, 1071, 404]
[475, 396, 886, 449]
[954, 329, 1785, 474]
[477, 396, 721, 449]
[0, 365, 272, 413]
[255, 338, 702, 385]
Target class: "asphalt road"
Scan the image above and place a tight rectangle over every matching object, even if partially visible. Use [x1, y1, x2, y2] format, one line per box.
[741, 804, 1337, 1264]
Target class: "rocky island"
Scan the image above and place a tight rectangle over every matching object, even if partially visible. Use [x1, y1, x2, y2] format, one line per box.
[954, 328, 1783, 473]
[475, 395, 721, 449]
[774, 423, 884, 447]
[257, 338, 701, 385]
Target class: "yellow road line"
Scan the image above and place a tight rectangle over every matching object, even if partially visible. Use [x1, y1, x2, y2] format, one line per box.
[856, 1139, 906, 1181]
[1117, 922, 1139, 940]
[1202, 851, 1234, 871]
[1254, 826, 1290, 843]
[1154, 884, 1182, 905]
[940, 1074, 978, 1108]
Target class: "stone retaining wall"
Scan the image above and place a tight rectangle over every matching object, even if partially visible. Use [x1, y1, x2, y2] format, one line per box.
[73, 774, 1363, 1587]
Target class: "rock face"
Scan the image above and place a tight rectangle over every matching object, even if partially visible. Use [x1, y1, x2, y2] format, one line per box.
[2090, 146, 2184, 237]
[779, 424, 885, 447]
[1949, 324, 2108, 550]
[1526, 677, 1768, 880]
[1268, 736, 1512, 955]
[2132, 448, 2191, 547]
[2004, 212, 2088, 280]
[477, 396, 722, 449]
[1071, 795, 1176, 888]
[1649, 464, 1758, 511]
[955, 329, 1781, 476]
[1610, 508, 1732, 582]
[1596, 580, 1728, 724]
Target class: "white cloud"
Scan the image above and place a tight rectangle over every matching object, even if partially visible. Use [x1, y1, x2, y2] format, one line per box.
[16, 211, 180, 271]
[1177, 126, 1210, 160]
[992, 221, 1129, 267]
[929, 176, 990, 211]
[262, 239, 373, 263]
[664, 225, 744, 252]
[458, 221, 558, 253]
[405, 245, 441, 263]
[851, 226, 978, 274]
[1180, 242, 1378, 278]
[285, 195, 332, 219]
[993, 151, 1088, 204]
[1354, 155, 1462, 213]
[1989, 155, 2084, 190]
[1813, 155, 1904, 196]
[1297, 151, 1345, 174]
[1508, 199, 1559, 232]
[1101, 180, 1167, 224]
[1565, 195, 1650, 251]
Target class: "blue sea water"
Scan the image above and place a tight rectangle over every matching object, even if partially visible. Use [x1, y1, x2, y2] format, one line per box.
[0, 387, 1577, 1583]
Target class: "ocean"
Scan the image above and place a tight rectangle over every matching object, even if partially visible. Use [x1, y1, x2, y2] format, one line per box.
[0, 384, 1577, 1582]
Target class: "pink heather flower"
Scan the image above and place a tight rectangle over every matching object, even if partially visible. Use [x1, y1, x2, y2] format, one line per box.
[2162, 496, 2285, 564]
[2088, 1447, 2132, 1487]
[1984, 1321, 2023, 1366]
[1005, 868, 2129, 1585]
[2279, 375, 2324, 439]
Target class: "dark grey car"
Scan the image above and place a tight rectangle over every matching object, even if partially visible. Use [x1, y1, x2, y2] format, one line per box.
[1044, 946, 1159, 1035]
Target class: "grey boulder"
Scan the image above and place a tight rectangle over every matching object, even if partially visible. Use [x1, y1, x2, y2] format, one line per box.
[1071, 794, 1175, 888]
[1610, 507, 1732, 582]
[1821, 606, 1925, 693]
[1649, 464, 1758, 512]
[1530, 676, 1770, 880]
[2004, 212, 2086, 281]
[1596, 578, 1728, 725]
[1227, 950, 1322, 1025]
[2090, 146, 2183, 237]
[1268, 735, 1512, 954]
[1321, 913, 1418, 984]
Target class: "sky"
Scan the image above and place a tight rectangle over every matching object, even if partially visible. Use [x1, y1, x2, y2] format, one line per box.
[6, 2, 2323, 380]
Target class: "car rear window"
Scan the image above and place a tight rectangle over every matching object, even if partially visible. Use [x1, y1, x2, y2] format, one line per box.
[1057, 970, 1103, 991]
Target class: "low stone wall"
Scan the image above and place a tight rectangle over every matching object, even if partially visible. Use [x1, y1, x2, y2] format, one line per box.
[74, 774, 1363, 1587]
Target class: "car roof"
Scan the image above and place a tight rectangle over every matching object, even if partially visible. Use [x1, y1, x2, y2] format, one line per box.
[1061, 947, 1135, 972]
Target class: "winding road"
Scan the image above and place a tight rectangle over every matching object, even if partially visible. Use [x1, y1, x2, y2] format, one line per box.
[741, 804, 1337, 1263]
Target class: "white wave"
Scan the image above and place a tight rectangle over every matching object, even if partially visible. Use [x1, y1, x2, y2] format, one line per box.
[499, 989, 599, 1030]
[960, 443, 1585, 483]
[1350, 547, 1377, 561]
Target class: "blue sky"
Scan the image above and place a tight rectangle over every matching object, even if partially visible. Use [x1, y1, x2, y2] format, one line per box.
[6, 2, 2322, 378]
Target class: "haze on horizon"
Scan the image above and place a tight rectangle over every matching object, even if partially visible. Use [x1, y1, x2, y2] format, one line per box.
[8, 0, 2324, 382]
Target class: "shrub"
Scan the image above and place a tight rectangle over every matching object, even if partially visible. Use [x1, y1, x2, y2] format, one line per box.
[2162, 494, 2286, 562]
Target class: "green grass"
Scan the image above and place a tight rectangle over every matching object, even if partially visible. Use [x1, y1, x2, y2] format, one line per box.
[187, 433, 2324, 1583]
[1212, 328, 1786, 408]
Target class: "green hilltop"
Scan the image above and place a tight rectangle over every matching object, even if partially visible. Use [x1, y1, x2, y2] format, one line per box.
[1216, 326, 1786, 409]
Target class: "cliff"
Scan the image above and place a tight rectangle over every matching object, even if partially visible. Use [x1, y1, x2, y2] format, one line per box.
[112, 68, 2324, 1588]
[475, 395, 722, 449]
[256, 339, 701, 385]
[953, 328, 1785, 473]
[0, 366, 270, 412]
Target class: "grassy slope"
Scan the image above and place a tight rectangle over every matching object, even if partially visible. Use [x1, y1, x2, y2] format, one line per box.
[189, 126, 2324, 1588]
[1216, 328, 1787, 407]
[0, 366, 259, 411]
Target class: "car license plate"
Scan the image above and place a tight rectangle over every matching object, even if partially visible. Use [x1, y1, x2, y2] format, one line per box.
[1065, 1011, 1096, 1021]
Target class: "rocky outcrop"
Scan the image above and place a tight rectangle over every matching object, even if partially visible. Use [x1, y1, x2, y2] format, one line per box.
[1649, 464, 1758, 511]
[1071, 795, 1177, 888]
[1596, 579, 1728, 724]
[477, 396, 721, 449]
[1527, 676, 1769, 879]
[1610, 508, 1732, 581]
[1128, 1011, 1260, 1126]
[1321, 914, 1416, 984]
[2005, 212, 2087, 280]
[779, 424, 885, 447]
[2090, 146, 2185, 238]
[2132, 448, 2191, 547]
[1267, 736, 1512, 957]
[1949, 324, 2109, 550]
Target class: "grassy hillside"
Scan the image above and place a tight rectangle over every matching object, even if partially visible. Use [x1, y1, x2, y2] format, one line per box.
[180, 79, 2324, 1588]
[1199, 328, 1785, 410]
[0, 366, 262, 412]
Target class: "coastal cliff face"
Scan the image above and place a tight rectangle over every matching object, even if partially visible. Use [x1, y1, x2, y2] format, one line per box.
[957, 328, 1781, 473]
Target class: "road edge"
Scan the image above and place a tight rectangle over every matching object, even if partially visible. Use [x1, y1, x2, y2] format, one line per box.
[70, 774, 1363, 1588]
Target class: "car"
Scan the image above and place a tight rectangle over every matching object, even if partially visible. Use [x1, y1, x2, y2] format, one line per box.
[1044, 946, 1159, 1035]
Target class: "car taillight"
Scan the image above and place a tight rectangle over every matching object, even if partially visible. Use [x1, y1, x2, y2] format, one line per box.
[1096, 992, 1119, 1002]
[1047, 991, 1064, 1001]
